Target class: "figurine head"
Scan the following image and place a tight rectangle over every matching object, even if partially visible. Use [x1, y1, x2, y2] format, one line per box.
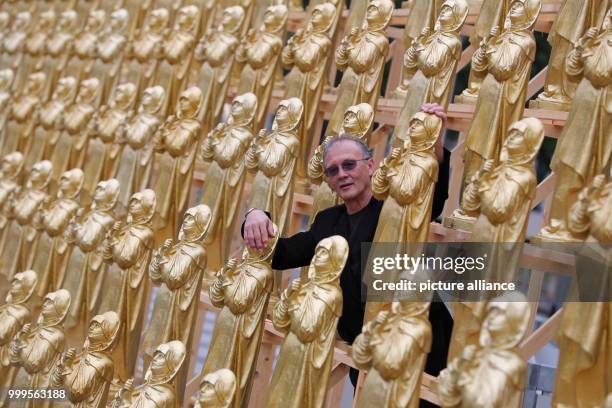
[147, 8, 169, 33]
[176, 5, 199, 32]
[38, 9, 56, 31]
[85, 311, 120, 352]
[58, 10, 77, 32]
[436, 0, 468, 33]
[263, 4, 288, 34]
[13, 12, 31, 31]
[128, 189, 156, 224]
[505, 0, 541, 30]
[76, 77, 100, 104]
[85, 9, 106, 32]
[603, 7, 612, 32]
[342, 103, 374, 138]
[310, 2, 336, 33]
[501, 117, 544, 165]
[24, 72, 46, 96]
[27, 160, 52, 190]
[110, 82, 136, 110]
[272, 97, 303, 132]
[58, 168, 84, 199]
[53, 76, 77, 103]
[92, 178, 120, 210]
[220, 6, 245, 34]
[311, 235, 349, 282]
[479, 291, 529, 349]
[7, 270, 37, 304]
[146, 340, 187, 385]
[229, 92, 257, 126]
[407, 112, 442, 153]
[365, 0, 394, 32]
[109, 8, 129, 34]
[177, 86, 203, 119]
[40, 289, 71, 326]
[141, 86, 165, 114]
[1, 151, 24, 179]
[391, 300, 431, 317]
[198, 369, 237, 408]
[179, 204, 212, 242]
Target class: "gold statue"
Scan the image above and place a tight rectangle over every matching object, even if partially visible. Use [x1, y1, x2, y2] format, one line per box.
[246, 98, 303, 235]
[143, 204, 211, 402]
[202, 224, 278, 407]
[199, 92, 256, 273]
[9, 289, 71, 407]
[51, 310, 120, 408]
[109, 340, 186, 408]
[282, 2, 335, 178]
[193, 5, 247, 134]
[31, 168, 84, 298]
[62, 179, 120, 331]
[101, 189, 156, 383]
[461, 0, 540, 192]
[20, 9, 56, 87]
[69, 9, 107, 81]
[537, 10, 612, 242]
[327, 0, 393, 135]
[41, 10, 78, 98]
[82, 82, 137, 198]
[532, 0, 609, 110]
[0, 160, 52, 281]
[236, 4, 288, 132]
[0, 11, 31, 77]
[0, 69, 14, 132]
[0, 152, 24, 256]
[456, 0, 512, 103]
[115, 86, 165, 208]
[392, 0, 468, 143]
[353, 302, 432, 408]
[152, 86, 202, 240]
[48, 77, 100, 181]
[264, 236, 348, 408]
[195, 368, 237, 408]
[0, 270, 37, 396]
[438, 292, 529, 408]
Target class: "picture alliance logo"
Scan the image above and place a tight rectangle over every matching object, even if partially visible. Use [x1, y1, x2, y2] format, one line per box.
[371, 253, 488, 275]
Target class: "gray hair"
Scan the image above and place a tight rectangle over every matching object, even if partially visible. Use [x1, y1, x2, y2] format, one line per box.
[322, 134, 373, 167]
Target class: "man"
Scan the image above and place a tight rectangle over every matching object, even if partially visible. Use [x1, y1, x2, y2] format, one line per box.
[243, 104, 452, 403]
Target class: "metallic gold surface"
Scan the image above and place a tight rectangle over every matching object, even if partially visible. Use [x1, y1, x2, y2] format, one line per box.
[195, 368, 237, 408]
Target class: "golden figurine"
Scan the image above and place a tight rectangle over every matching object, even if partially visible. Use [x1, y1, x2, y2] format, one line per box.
[236, 4, 288, 132]
[20, 9, 56, 88]
[41, 10, 78, 99]
[109, 340, 186, 408]
[9, 289, 71, 407]
[216, 0, 255, 37]
[101, 189, 156, 383]
[201, 224, 278, 407]
[193, 5, 247, 134]
[195, 369, 237, 408]
[532, 0, 609, 110]
[143, 204, 211, 402]
[461, 0, 540, 192]
[115, 86, 165, 208]
[0, 152, 24, 255]
[392, 0, 468, 144]
[353, 302, 432, 408]
[327, 0, 393, 136]
[0, 160, 52, 281]
[0, 270, 37, 396]
[48, 77, 100, 181]
[0, 69, 14, 131]
[51, 310, 120, 408]
[0, 11, 31, 78]
[82, 82, 137, 199]
[456, 0, 512, 104]
[0, 12, 13, 69]
[62, 179, 120, 331]
[246, 98, 303, 236]
[152, 86, 202, 241]
[537, 10, 612, 242]
[69, 9, 107, 81]
[199, 92, 256, 273]
[438, 292, 529, 408]
[31, 168, 84, 298]
[265, 236, 348, 408]
[282, 2, 335, 179]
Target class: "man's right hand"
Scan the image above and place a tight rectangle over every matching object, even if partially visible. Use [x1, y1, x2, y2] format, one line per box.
[244, 209, 275, 250]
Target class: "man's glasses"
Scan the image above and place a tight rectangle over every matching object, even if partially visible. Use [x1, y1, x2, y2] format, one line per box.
[323, 158, 370, 178]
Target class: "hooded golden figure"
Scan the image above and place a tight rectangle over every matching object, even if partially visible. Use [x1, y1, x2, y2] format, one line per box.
[282, 2, 336, 178]
[265, 236, 348, 408]
[202, 224, 278, 408]
[68, 9, 107, 81]
[153, 86, 202, 241]
[246, 97, 303, 236]
[200, 92, 257, 274]
[353, 301, 432, 408]
[9, 289, 71, 408]
[195, 368, 237, 408]
[41, 10, 78, 98]
[110, 340, 186, 408]
[461, 0, 540, 193]
[392, 0, 468, 145]
[328, 0, 393, 136]
[31, 168, 83, 297]
[537, 8, 612, 242]
[0, 69, 14, 131]
[194, 5, 247, 135]
[143, 204, 211, 404]
[0, 152, 24, 258]
[0, 11, 31, 75]
[51, 311, 120, 408]
[236, 4, 288, 132]
[438, 292, 529, 408]
[19, 9, 55, 87]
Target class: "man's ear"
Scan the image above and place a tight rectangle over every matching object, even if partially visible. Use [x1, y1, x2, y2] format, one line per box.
[367, 157, 376, 176]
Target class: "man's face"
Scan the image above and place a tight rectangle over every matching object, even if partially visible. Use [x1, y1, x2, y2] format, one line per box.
[324, 140, 375, 202]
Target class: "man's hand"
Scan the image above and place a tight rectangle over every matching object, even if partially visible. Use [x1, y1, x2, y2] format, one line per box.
[244, 209, 275, 250]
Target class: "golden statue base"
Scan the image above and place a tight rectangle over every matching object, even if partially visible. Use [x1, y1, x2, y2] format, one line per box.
[529, 97, 571, 112]
[454, 92, 478, 105]
[443, 211, 476, 232]
[531, 220, 584, 244]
